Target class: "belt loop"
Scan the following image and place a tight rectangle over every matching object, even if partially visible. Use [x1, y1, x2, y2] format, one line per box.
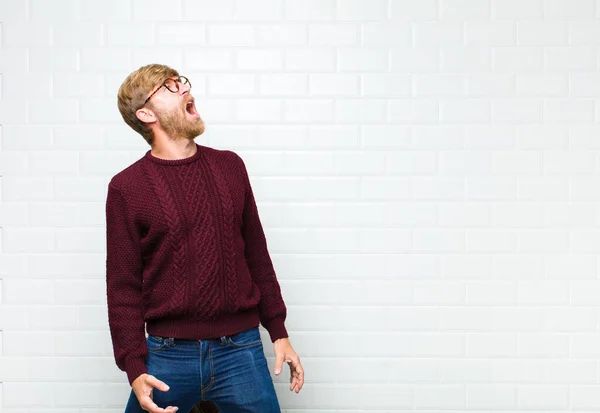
[219, 336, 227, 346]
[166, 337, 174, 346]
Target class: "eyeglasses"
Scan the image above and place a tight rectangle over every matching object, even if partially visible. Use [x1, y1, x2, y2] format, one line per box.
[144, 75, 191, 105]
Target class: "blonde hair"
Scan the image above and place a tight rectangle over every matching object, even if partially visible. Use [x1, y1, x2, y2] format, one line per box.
[117, 64, 179, 145]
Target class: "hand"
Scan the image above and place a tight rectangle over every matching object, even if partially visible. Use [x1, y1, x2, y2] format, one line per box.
[131, 373, 179, 413]
[273, 337, 304, 394]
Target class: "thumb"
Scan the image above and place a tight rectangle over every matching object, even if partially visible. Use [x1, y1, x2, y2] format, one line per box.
[146, 375, 170, 392]
[274, 351, 284, 376]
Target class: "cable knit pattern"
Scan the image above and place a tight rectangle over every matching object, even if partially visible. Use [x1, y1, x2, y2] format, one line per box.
[180, 159, 221, 320]
[204, 153, 239, 314]
[105, 143, 288, 386]
[141, 161, 188, 315]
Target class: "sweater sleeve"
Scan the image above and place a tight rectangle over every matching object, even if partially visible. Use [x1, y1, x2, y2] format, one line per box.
[105, 182, 148, 385]
[236, 154, 289, 342]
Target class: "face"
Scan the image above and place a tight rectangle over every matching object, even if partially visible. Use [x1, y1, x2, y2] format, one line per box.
[143, 75, 205, 141]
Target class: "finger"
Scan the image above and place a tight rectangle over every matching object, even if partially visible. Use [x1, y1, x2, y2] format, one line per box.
[142, 401, 179, 413]
[293, 362, 304, 391]
[146, 375, 170, 392]
[289, 357, 304, 377]
[293, 372, 303, 390]
[274, 352, 284, 376]
[290, 376, 298, 391]
[289, 365, 301, 391]
[141, 398, 168, 413]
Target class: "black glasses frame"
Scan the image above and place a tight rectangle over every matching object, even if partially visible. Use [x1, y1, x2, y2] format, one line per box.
[143, 75, 191, 105]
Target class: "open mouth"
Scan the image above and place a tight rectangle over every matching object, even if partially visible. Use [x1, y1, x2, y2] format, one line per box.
[185, 99, 200, 119]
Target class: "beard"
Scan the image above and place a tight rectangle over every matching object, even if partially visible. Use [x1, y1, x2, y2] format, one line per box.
[155, 103, 205, 141]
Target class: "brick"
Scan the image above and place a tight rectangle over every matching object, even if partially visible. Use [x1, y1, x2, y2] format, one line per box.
[438, 203, 491, 227]
[492, 99, 542, 123]
[440, 151, 492, 175]
[0, 0, 27, 20]
[492, 0, 543, 18]
[106, 23, 155, 46]
[285, 99, 333, 122]
[236, 49, 282, 71]
[185, 49, 234, 71]
[338, 48, 389, 72]
[208, 74, 256, 96]
[157, 24, 206, 45]
[517, 21, 567, 46]
[494, 48, 543, 71]
[53, 23, 103, 47]
[309, 74, 358, 95]
[81, 48, 131, 72]
[465, 22, 515, 45]
[362, 22, 411, 45]
[183, 0, 234, 20]
[338, 98, 386, 123]
[468, 334, 518, 358]
[309, 23, 358, 46]
[257, 24, 307, 45]
[208, 25, 256, 46]
[133, 0, 183, 21]
[361, 74, 411, 97]
[283, 0, 335, 21]
[389, 99, 439, 123]
[545, 0, 596, 19]
[234, 0, 283, 20]
[545, 47, 597, 70]
[414, 74, 465, 97]
[392, 47, 440, 72]
[441, 0, 490, 19]
[30, 0, 78, 21]
[259, 74, 308, 95]
[543, 99, 595, 123]
[336, 0, 388, 21]
[390, 0, 438, 20]
[81, 0, 132, 21]
[467, 74, 516, 97]
[517, 73, 568, 97]
[442, 47, 492, 71]
[440, 99, 490, 123]
[3, 22, 52, 46]
[235, 99, 282, 122]
[285, 48, 335, 71]
[413, 22, 464, 46]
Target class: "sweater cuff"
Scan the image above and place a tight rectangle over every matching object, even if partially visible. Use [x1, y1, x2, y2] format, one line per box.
[125, 356, 148, 386]
[264, 318, 288, 343]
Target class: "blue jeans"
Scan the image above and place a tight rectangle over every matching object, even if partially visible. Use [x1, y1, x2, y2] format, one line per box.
[124, 327, 281, 413]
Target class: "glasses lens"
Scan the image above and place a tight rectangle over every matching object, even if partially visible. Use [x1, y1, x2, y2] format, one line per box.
[164, 78, 178, 92]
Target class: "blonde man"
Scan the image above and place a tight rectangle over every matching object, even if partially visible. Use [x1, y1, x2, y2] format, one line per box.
[106, 64, 304, 413]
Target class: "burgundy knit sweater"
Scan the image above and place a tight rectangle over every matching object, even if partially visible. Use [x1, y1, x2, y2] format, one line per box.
[105, 143, 288, 385]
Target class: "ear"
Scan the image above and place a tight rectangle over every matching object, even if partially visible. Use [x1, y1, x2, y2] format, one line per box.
[136, 107, 157, 124]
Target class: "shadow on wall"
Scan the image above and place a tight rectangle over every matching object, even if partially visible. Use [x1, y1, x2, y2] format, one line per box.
[190, 400, 219, 413]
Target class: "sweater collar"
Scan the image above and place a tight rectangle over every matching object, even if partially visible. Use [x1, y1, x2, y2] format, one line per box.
[144, 143, 202, 166]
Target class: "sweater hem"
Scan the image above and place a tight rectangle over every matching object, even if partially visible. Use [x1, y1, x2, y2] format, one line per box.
[145, 308, 261, 340]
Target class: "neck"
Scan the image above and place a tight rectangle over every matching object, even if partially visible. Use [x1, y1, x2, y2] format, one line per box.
[150, 138, 198, 161]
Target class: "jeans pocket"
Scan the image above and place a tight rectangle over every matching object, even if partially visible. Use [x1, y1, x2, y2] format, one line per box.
[147, 335, 175, 353]
[227, 327, 263, 348]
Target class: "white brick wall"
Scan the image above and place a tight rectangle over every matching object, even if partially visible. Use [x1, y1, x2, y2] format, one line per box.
[1, 0, 600, 412]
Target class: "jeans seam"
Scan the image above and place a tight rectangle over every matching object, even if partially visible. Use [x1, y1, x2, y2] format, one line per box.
[202, 343, 216, 395]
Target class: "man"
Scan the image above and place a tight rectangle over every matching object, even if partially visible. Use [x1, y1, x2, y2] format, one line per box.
[106, 63, 304, 413]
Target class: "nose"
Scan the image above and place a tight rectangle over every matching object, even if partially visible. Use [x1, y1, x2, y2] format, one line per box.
[179, 81, 191, 96]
